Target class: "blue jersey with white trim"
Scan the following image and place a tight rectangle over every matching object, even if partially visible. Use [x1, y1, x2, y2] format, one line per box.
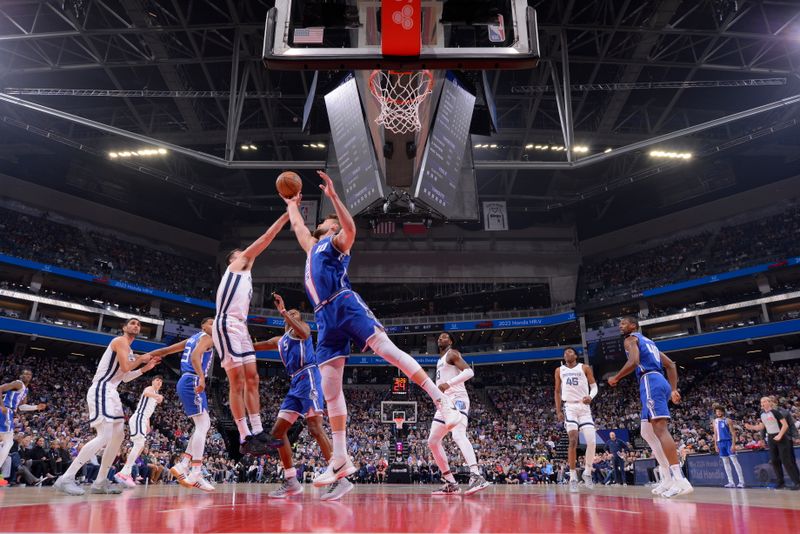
[278, 332, 316, 377]
[304, 235, 351, 308]
[625, 332, 663, 380]
[2, 384, 27, 410]
[715, 417, 732, 441]
[180, 332, 213, 376]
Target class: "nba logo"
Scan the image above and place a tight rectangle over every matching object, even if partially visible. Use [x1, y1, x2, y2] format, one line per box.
[488, 15, 506, 43]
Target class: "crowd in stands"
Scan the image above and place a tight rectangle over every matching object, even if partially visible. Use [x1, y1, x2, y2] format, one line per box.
[580, 203, 800, 303]
[0, 206, 216, 301]
[2, 348, 799, 489]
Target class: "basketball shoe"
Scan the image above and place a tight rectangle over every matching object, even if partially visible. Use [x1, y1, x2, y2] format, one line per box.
[313, 457, 357, 487]
[269, 477, 303, 498]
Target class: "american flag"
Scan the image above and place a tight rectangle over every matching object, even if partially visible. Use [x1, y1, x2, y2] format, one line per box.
[373, 221, 396, 235]
[293, 27, 324, 44]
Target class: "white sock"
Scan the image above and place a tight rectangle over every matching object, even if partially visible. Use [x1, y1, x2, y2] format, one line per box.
[180, 454, 191, 468]
[284, 467, 297, 480]
[730, 455, 744, 484]
[332, 431, 347, 461]
[235, 417, 251, 442]
[658, 466, 670, 484]
[248, 414, 263, 435]
[570, 469, 577, 481]
[669, 464, 685, 481]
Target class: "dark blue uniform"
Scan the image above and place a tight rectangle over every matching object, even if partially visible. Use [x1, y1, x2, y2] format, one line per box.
[627, 333, 672, 421]
[304, 235, 383, 364]
[177, 332, 213, 417]
[278, 332, 324, 416]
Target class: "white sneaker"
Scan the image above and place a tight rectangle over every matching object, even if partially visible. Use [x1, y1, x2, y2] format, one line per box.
[662, 479, 693, 498]
[114, 472, 137, 489]
[54, 476, 85, 496]
[170, 463, 192, 489]
[582, 473, 595, 489]
[737, 482, 745, 488]
[651, 480, 670, 496]
[724, 482, 736, 488]
[269, 477, 303, 498]
[569, 479, 579, 493]
[313, 457, 357, 487]
[436, 397, 462, 429]
[186, 471, 215, 492]
[90, 478, 123, 494]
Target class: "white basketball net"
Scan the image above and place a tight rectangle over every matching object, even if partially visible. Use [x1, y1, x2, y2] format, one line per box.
[370, 70, 433, 134]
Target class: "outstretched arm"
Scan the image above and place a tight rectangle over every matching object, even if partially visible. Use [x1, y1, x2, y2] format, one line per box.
[253, 336, 282, 352]
[608, 337, 639, 387]
[317, 171, 356, 253]
[241, 212, 291, 261]
[284, 195, 316, 253]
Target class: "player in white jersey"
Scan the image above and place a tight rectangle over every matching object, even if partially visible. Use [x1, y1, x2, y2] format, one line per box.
[54, 318, 160, 496]
[214, 212, 290, 454]
[554, 347, 598, 492]
[428, 332, 491, 496]
[114, 375, 164, 488]
[0, 369, 46, 486]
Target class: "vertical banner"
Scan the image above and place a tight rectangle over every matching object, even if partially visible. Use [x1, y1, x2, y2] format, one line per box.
[299, 200, 318, 228]
[382, 0, 421, 56]
[483, 201, 508, 231]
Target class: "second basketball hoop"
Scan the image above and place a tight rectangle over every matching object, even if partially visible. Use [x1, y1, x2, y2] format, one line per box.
[369, 69, 434, 134]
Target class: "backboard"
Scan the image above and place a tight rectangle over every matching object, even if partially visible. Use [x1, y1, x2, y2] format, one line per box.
[263, 0, 540, 71]
[380, 400, 418, 424]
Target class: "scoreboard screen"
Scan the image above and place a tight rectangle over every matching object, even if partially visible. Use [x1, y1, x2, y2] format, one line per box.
[392, 377, 409, 396]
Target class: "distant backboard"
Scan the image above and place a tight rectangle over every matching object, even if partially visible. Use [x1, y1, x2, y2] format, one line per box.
[263, 0, 540, 71]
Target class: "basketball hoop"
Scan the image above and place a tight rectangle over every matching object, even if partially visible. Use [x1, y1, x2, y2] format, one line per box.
[369, 69, 434, 134]
[393, 416, 406, 430]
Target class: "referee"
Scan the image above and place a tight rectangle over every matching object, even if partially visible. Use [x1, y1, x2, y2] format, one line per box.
[745, 396, 800, 490]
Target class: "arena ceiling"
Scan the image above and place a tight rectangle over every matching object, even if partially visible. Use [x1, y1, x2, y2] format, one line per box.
[0, 0, 799, 238]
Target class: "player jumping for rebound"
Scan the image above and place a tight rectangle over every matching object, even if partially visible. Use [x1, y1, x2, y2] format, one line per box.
[428, 332, 490, 496]
[554, 347, 598, 492]
[115, 375, 164, 488]
[713, 405, 745, 488]
[253, 293, 351, 500]
[0, 369, 46, 486]
[54, 318, 159, 496]
[214, 212, 290, 454]
[284, 171, 460, 487]
[170, 317, 216, 492]
[608, 316, 693, 498]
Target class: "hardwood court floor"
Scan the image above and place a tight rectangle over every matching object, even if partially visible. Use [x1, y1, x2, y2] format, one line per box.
[1, 482, 798, 532]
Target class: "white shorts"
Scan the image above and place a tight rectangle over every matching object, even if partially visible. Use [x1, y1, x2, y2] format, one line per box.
[434, 395, 470, 428]
[564, 402, 594, 432]
[87, 382, 124, 427]
[129, 413, 151, 439]
[213, 316, 256, 370]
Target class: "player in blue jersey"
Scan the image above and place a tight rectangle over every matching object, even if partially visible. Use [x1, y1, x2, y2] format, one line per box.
[283, 170, 461, 487]
[0, 369, 46, 486]
[253, 293, 351, 500]
[608, 316, 693, 498]
[713, 405, 745, 488]
[169, 317, 215, 492]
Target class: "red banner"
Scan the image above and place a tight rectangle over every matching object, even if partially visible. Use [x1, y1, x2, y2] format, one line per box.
[381, 0, 421, 56]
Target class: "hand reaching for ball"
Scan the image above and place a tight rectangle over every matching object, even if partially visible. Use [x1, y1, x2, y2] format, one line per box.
[318, 170, 337, 199]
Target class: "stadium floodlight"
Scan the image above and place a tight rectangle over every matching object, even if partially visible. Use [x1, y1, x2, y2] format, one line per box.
[572, 145, 589, 153]
[109, 147, 168, 158]
[489, 144, 498, 148]
[604, 148, 613, 153]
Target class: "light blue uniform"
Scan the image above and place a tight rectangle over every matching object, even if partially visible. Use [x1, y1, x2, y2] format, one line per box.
[715, 417, 734, 457]
[278, 332, 324, 417]
[627, 332, 672, 421]
[0, 383, 27, 433]
[304, 235, 383, 365]
[176, 332, 213, 417]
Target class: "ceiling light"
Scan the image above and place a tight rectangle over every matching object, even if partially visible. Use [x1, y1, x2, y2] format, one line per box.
[109, 148, 168, 159]
[525, 144, 534, 149]
[572, 145, 589, 153]
[489, 144, 498, 148]
[108, 152, 118, 158]
[746, 349, 762, 354]
[249, 144, 257, 150]
[604, 148, 612, 153]
[30, 347, 45, 351]
[241, 144, 250, 150]
[70, 352, 85, 356]
[474, 143, 481, 148]
[695, 354, 721, 360]
[649, 150, 693, 160]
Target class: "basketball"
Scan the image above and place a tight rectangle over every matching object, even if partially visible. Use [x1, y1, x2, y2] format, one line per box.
[276, 171, 302, 198]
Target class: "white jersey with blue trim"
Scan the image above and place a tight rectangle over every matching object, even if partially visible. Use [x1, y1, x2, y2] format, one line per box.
[180, 332, 213, 376]
[304, 235, 351, 309]
[626, 332, 663, 380]
[216, 267, 253, 322]
[91, 341, 134, 388]
[435, 349, 468, 400]
[559, 364, 589, 402]
[132, 387, 158, 421]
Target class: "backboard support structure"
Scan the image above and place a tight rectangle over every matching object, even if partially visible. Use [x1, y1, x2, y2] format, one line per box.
[263, 0, 540, 71]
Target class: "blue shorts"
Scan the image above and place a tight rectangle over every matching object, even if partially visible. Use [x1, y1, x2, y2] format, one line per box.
[314, 290, 384, 365]
[177, 374, 208, 418]
[639, 372, 671, 421]
[717, 440, 734, 457]
[280, 367, 325, 417]
[0, 408, 13, 433]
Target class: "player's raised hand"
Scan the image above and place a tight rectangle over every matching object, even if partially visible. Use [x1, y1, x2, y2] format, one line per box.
[272, 292, 286, 313]
[670, 390, 681, 404]
[282, 193, 302, 207]
[318, 170, 337, 199]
